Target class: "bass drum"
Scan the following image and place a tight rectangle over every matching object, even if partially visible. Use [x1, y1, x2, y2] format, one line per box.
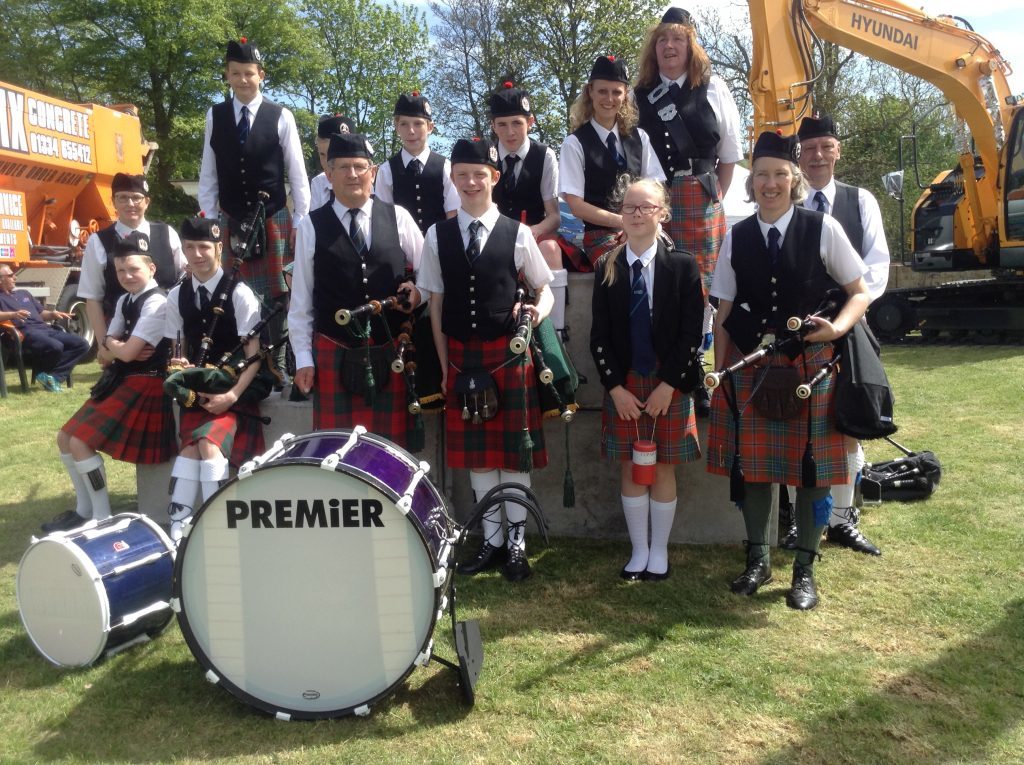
[172, 428, 456, 720]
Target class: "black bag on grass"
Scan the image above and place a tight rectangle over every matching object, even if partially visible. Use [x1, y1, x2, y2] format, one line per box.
[861, 437, 942, 502]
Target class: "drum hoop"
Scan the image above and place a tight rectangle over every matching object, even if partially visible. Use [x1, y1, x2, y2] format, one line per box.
[172, 456, 451, 720]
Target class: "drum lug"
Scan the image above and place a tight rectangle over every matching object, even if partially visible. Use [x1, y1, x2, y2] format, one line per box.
[240, 432, 298, 479]
[205, 669, 221, 685]
[435, 595, 449, 623]
[432, 567, 449, 589]
[79, 516, 131, 539]
[397, 461, 430, 514]
[354, 704, 371, 717]
[169, 597, 181, 613]
[415, 639, 433, 667]
[109, 551, 165, 577]
[275, 711, 292, 722]
[119, 600, 171, 627]
[321, 426, 366, 471]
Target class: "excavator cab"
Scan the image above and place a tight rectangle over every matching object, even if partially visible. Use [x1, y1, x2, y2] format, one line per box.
[1003, 108, 1024, 249]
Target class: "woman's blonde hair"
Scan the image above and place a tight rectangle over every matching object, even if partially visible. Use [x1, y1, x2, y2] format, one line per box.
[744, 160, 809, 205]
[569, 81, 639, 135]
[635, 22, 711, 90]
[600, 177, 670, 286]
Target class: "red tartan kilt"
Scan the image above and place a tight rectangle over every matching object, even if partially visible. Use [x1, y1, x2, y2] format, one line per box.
[582, 228, 621, 267]
[312, 333, 414, 450]
[222, 207, 292, 301]
[445, 336, 547, 471]
[61, 375, 176, 464]
[601, 371, 700, 464]
[705, 342, 846, 485]
[179, 403, 265, 467]
[667, 176, 726, 296]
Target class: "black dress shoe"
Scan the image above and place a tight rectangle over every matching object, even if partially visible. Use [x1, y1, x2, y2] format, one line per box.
[502, 546, 531, 582]
[730, 560, 773, 595]
[693, 384, 711, 418]
[779, 521, 798, 550]
[643, 563, 671, 582]
[786, 564, 819, 610]
[457, 541, 506, 575]
[41, 510, 87, 534]
[620, 566, 645, 581]
[826, 522, 881, 555]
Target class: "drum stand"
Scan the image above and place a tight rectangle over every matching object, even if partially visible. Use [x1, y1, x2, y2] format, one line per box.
[431, 580, 483, 705]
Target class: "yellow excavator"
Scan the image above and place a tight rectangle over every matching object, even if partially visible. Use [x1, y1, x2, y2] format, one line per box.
[748, 0, 1024, 340]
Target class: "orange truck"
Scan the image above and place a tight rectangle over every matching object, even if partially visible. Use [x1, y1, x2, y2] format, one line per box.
[0, 80, 155, 348]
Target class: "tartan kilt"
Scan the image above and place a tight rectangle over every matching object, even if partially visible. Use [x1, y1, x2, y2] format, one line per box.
[222, 207, 292, 303]
[582, 228, 621, 267]
[313, 333, 414, 450]
[667, 177, 726, 296]
[445, 337, 548, 471]
[61, 375, 176, 464]
[601, 371, 700, 464]
[179, 403, 265, 467]
[706, 342, 847, 485]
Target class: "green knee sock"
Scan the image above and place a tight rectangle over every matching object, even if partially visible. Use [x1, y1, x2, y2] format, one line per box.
[795, 486, 830, 569]
[741, 483, 773, 561]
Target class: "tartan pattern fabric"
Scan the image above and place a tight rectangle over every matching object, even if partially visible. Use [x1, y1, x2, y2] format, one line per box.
[582, 228, 620, 267]
[706, 342, 847, 485]
[61, 375, 176, 464]
[445, 336, 548, 471]
[667, 177, 726, 295]
[179, 403, 265, 467]
[601, 371, 700, 464]
[222, 207, 292, 303]
[312, 332, 415, 450]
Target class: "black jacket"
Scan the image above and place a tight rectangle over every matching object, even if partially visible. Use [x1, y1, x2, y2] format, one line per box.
[590, 241, 704, 393]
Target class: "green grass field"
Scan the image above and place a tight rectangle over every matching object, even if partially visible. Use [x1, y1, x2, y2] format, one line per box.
[2, 346, 1022, 765]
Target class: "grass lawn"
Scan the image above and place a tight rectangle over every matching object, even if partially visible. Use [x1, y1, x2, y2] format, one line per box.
[1, 346, 1022, 765]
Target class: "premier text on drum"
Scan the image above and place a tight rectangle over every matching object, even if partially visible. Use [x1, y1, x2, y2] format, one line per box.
[225, 498, 386, 529]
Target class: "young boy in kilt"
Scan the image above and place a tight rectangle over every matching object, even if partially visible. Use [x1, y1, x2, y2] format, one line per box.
[418, 137, 554, 582]
[198, 37, 309, 378]
[289, 132, 424, 447]
[488, 83, 569, 338]
[373, 92, 460, 234]
[707, 132, 869, 610]
[311, 113, 355, 211]
[590, 178, 704, 580]
[559, 55, 665, 267]
[163, 216, 265, 542]
[45, 233, 176, 533]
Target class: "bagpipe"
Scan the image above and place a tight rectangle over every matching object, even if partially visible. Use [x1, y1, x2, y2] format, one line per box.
[861, 437, 941, 503]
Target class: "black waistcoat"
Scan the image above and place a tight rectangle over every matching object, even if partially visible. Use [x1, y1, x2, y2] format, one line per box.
[311, 202, 406, 345]
[389, 151, 447, 233]
[179, 278, 241, 363]
[96, 223, 176, 321]
[492, 140, 548, 226]
[723, 207, 834, 354]
[119, 288, 171, 374]
[437, 215, 519, 342]
[209, 99, 287, 220]
[574, 123, 642, 230]
[635, 81, 719, 177]
[831, 181, 865, 257]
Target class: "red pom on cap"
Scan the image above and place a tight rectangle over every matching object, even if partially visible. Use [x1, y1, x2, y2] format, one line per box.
[412, 90, 420, 97]
[503, 81, 514, 89]
[240, 36, 247, 43]
[775, 129, 783, 135]
[199, 211, 206, 218]
[334, 112, 342, 117]
[471, 136, 481, 142]
[607, 55, 615, 61]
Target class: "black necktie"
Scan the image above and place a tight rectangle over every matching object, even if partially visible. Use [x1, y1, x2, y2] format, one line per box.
[503, 154, 520, 194]
[407, 158, 422, 176]
[467, 220, 483, 264]
[767, 226, 781, 270]
[238, 105, 250, 146]
[629, 259, 657, 375]
[814, 191, 828, 213]
[198, 285, 211, 314]
[606, 132, 625, 169]
[668, 81, 682, 98]
[348, 209, 367, 256]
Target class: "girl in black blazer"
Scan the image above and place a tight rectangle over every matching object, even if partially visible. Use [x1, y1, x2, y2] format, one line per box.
[590, 178, 704, 580]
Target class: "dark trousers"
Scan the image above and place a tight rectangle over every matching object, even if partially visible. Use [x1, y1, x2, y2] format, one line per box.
[22, 329, 91, 380]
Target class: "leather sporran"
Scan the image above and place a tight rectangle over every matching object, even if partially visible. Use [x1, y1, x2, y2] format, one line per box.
[751, 366, 806, 421]
[339, 345, 393, 397]
[453, 369, 499, 424]
[89, 363, 124, 402]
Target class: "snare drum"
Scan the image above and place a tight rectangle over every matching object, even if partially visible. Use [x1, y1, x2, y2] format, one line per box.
[173, 427, 457, 720]
[17, 513, 175, 667]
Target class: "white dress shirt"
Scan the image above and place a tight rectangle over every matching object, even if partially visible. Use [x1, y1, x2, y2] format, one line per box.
[78, 221, 185, 301]
[310, 172, 332, 211]
[164, 268, 261, 343]
[497, 139, 559, 201]
[108, 279, 167, 346]
[373, 147, 461, 213]
[559, 119, 666, 200]
[657, 73, 744, 165]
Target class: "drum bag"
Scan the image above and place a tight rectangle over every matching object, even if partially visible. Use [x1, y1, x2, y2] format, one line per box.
[339, 345, 393, 397]
[751, 366, 805, 421]
[861, 450, 941, 502]
[454, 369, 499, 422]
[834, 321, 897, 440]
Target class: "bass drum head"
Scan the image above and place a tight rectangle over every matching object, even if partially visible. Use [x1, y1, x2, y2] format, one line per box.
[174, 462, 439, 719]
[17, 538, 108, 667]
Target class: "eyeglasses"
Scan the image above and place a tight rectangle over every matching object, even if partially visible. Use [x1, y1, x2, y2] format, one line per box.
[621, 204, 663, 216]
[114, 194, 147, 204]
[333, 163, 373, 176]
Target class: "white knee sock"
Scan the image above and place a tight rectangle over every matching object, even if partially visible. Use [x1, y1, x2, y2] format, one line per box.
[200, 456, 230, 502]
[648, 497, 677, 575]
[830, 447, 864, 527]
[168, 456, 201, 541]
[61, 452, 93, 518]
[550, 269, 568, 332]
[702, 302, 716, 339]
[621, 493, 650, 573]
[470, 470, 503, 547]
[75, 454, 111, 521]
[500, 470, 530, 552]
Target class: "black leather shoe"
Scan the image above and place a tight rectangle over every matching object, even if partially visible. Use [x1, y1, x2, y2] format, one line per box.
[643, 563, 671, 582]
[620, 566, 645, 581]
[826, 522, 881, 555]
[502, 546, 531, 582]
[41, 510, 87, 534]
[730, 559, 773, 595]
[786, 564, 819, 610]
[693, 384, 711, 418]
[457, 541, 506, 575]
[779, 520, 798, 550]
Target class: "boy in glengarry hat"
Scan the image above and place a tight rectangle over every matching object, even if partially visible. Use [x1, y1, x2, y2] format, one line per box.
[417, 137, 553, 582]
[374, 91, 460, 234]
[310, 113, 356, 211]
